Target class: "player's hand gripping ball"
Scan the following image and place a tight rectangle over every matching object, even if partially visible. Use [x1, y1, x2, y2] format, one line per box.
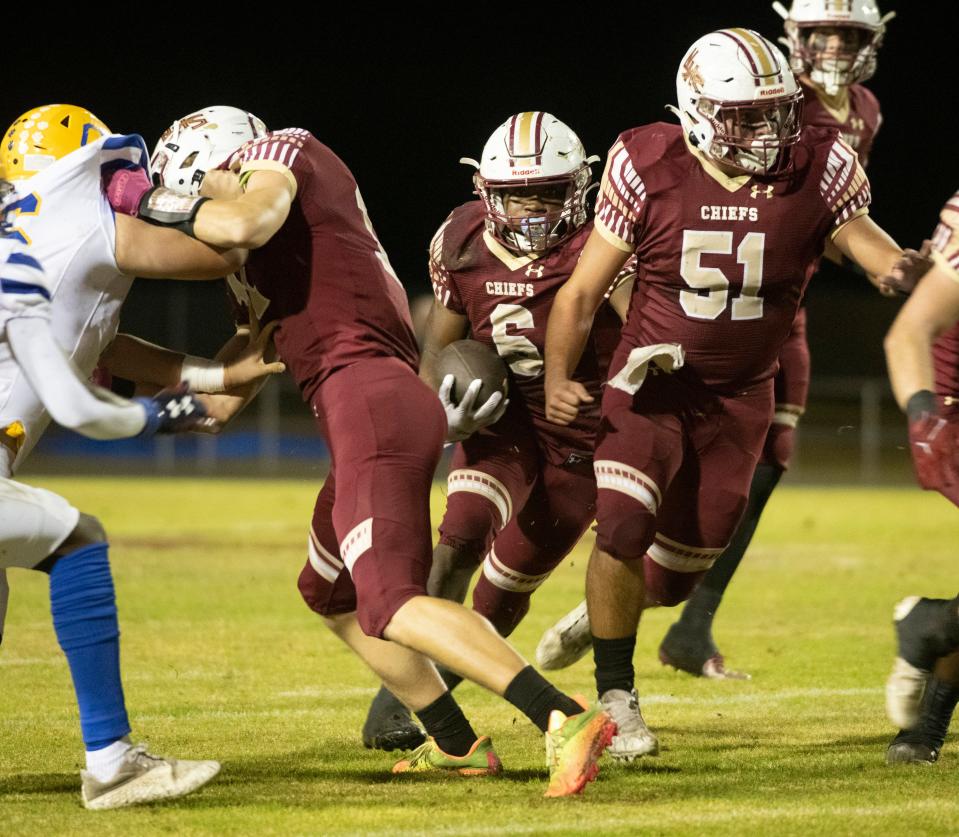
[435, 340, 509, 442]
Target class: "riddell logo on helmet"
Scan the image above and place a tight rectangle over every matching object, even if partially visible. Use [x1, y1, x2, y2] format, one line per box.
[511, 168, 541, 176]
[759, 87, 786, 97]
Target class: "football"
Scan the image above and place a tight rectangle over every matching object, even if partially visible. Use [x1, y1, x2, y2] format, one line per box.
[435, 339, 509, 406]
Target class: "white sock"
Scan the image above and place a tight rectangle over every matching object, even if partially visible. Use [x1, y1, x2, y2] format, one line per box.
[85, 738, 131, 782]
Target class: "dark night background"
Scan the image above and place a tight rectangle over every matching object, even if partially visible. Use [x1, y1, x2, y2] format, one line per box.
[7, 7, 955, 380]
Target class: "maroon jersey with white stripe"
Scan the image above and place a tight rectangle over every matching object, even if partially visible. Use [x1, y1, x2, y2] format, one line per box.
[801, 80, 882, 167]
[931, 192, 959, 401]
[220, 129, 419, 399]
[430, 201, 627, 460]
[594, 122, 870, 392]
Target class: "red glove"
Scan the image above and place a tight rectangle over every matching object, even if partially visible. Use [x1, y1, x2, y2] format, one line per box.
[103, 167, 153, 216]
[908, 404, 959, 506]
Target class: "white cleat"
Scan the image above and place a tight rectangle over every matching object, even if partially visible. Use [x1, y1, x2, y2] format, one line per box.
[599, 688, 659, 762]
[81, 743, 220, 810]
[536, 600, 592, 671]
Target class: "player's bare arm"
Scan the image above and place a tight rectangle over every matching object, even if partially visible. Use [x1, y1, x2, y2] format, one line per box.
[193, 170, 295, 250]
[884, 265, 959, 409]
[100, 324, 284, 392]
[545, 229, 629, 425]
[608, 275, 635, 323]
[419, 300, 468, 389]
[114, 213, 246, 279]
[831, 213, 902, 293]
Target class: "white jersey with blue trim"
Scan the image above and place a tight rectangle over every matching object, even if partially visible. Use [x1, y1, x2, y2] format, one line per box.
[0, 133, 148, 470]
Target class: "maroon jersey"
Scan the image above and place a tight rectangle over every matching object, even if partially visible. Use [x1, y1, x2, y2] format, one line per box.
[931, 191, 959, 403]
[801, 80, 882, 168]
[594, 122, 871, 393]
[429, 201, 628, 460]
[222, 129, 419, 399]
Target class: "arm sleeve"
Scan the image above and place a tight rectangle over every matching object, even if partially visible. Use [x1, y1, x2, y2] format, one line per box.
[931, 192, 959, 284]
[593, 139, 647, 252]
[821, 137, 872, 238]
[6, 317, 147, 440]
[427, 214, 466, 314]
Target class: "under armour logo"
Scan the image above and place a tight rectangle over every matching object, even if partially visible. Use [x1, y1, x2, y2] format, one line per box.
[525, 264, 544, 278]
[164, 397, 196, 418]
[751, 185, 774, 200]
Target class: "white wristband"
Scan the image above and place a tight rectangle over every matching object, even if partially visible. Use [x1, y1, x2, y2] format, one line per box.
[181, 355, 226, 393]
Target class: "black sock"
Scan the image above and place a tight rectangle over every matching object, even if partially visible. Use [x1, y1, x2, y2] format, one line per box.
[414, 692, 477, 757]
[901, 597, 959, 667]
[676, 463, 783, 630]
[593, 635, 636, 697]
[920, 677, 959, 746]
[503, 666, 582, 733]
[438, 665, 464, 692]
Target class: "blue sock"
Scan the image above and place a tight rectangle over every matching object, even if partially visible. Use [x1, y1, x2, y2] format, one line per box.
[48, 542, 131, 750]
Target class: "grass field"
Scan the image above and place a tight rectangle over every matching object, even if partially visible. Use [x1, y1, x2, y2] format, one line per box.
[1, 478, 956, 836]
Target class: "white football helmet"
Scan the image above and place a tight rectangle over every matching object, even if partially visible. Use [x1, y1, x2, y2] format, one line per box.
[773, 1, 895, 96]
[672, 29, 803, 176]
[461, 112, 599, 255]
[151, 106, 267, 195]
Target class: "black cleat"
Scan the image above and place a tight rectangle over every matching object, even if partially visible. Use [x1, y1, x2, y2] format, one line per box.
[362, 687, 426, 752]
[658, 621, 750, 680]
[886, 731, 940, 765]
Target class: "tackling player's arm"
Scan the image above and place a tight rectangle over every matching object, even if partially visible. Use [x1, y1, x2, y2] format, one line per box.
[831, 213, 903, 292]
[545, 229, 630, 425]
[191, 170, 295, 250]
[419, 300, 468, 390]
[100, 327, 284, 393]
[884, 263, 959, 410]
[6, 317, 207, 439]
[114, 213, 247, 279]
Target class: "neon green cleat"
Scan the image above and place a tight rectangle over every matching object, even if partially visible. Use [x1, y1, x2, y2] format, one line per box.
[544, 696, 617, 798]
[391, 735, 502, 777]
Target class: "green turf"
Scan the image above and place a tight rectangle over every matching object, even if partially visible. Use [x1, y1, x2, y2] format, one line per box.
[1, 478, 956, 835]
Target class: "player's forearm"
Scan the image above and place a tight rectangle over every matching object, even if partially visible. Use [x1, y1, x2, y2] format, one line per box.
[193, 190, 290, 250]
[884, 325, 936, 411]
[100, 334, 185, 388]
[544, 284, 597, 385]
[834, 216, 902, 286]
[7, 318, 147, 440]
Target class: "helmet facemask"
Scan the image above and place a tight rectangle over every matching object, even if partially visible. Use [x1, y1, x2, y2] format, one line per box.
[695, 93, 803, 175]
[786, 20, 885, 95]
[475, 164, 592, 256]
[0, 178, 15, 236]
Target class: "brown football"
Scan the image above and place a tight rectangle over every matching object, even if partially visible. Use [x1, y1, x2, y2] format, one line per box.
[435, 340, 509, 406]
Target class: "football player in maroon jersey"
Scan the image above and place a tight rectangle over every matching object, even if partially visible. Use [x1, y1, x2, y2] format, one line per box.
[358, 112, 640, 753]
[883, 192, 959, 765]
[145, 108, 616, 796]
[542, 28, 907, 761]
[655, 0, 896, 680]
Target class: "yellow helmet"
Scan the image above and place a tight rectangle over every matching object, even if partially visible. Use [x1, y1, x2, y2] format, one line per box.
[2, 104, 110, 181]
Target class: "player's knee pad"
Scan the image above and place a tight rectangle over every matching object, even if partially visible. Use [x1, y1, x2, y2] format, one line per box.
[444, 469, 513, 538]
[595, 505, 656, 562]
[297, 558, 357, 618]
[643, 561, 705, 608]
[472, 579, 530, 638]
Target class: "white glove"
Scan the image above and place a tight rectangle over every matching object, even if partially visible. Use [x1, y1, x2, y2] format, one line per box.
[439, 375, 508, 442]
